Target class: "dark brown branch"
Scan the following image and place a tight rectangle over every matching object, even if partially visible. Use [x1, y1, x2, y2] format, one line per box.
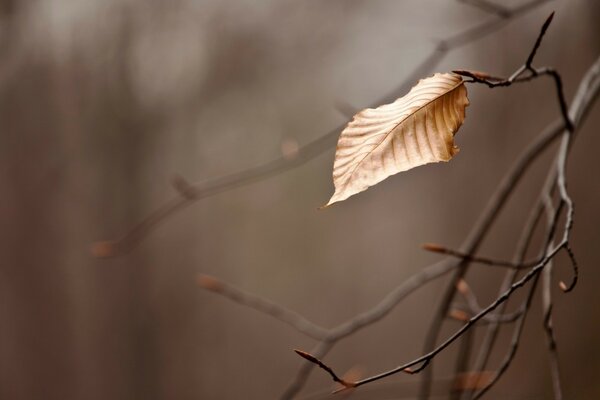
[300, 186, 567, 393]
[475, 66, 599, 397]
[526, 11, 554, 67]
[328, 259, 456, 340]
[418, 111, 561, 400]
[421, 12, 562, 398]
[187, 4, 599, 399]
[559, 245, 578, 292]
[294, 350, 355, 389]
[281, 342, 334, 400]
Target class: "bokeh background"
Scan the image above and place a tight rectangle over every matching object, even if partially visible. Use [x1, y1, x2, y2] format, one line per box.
[1, 0, 599, 399]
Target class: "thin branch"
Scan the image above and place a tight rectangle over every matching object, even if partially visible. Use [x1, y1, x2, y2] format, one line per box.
[453, 279, 524, 324]
[526, 11, 554, 67]
[189, 4, 600, 399]
[299, 244, 564, 391]
[196, 274, 329, 340]
[449, 303, 523, 324]
[327, 259, 456, 341]
[465, 182, 554, 400]
[294, 350, 354, 389]
[468, 54, 600, 398]
[440, 0, 553, 50]
[281, 342, 334, 400]
[469, 177, 558, 399]
[306, 176, 573, 390]
[298, 40, 600, 400]
[471, 272, 542, 400]
[421, 11, 563, 398]
[458, 0, 512, 18]
[450, 326, 474, 400]
[542, 264, 563, 400]
[422, 243, 536, 269]
[418, 117, 562, 400]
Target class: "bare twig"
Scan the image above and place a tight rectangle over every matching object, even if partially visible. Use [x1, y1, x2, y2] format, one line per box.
[189, 3, 600, 399]
[468, 52, 600, 398]
[453, 279, 524, 324]
[542, 265, 563, 400]
[294, 350, 355, 389]
[298, 244, 567, 390]
[468, 175, 558, 399]
[422, 243, 536, 269]
[421, 11, 566, 398]
[197, 274, 329, 340]
[297, 20, 600, 397]
[465, 182, 554, 399]
[526, 11, 554, 67]
[198, 258, 457, 399]
[538, 176, 563, 400]
[458, 0, 511, 18]
[198, 46, 600, 400]
[299, 171, 580, 392]
[471, 270, 543, 400]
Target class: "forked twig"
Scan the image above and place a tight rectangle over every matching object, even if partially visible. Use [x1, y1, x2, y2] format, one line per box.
[180, 2, 600, 399]
[296, 13, 600, 396]
[198, 47, 600, 400]
[422, 243, 537, 269]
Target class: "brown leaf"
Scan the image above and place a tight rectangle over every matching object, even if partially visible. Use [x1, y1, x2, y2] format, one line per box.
[325, 72, 469, 207]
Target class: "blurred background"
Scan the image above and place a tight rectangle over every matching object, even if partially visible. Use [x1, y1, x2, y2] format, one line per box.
[1, 0, 599, 399]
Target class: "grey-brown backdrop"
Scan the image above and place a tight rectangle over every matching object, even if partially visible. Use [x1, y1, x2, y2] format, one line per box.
[1, 0, 599, 399]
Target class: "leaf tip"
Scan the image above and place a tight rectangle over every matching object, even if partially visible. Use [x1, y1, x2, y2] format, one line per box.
[321, 190, 349, 209]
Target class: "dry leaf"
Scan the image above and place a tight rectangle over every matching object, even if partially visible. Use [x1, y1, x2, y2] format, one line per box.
[325, 72, 469, 206]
